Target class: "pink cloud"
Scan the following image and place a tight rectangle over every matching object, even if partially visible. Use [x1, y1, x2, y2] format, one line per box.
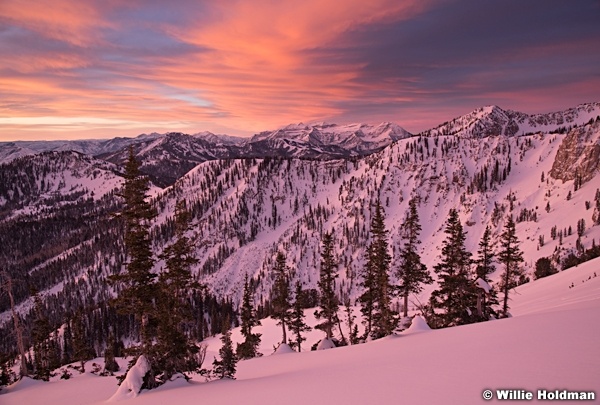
[0, 0, 112, 46]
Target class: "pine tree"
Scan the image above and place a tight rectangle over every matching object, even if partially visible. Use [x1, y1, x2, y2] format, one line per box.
[156, 200, 201, 380]
[0, 353, 12, 389]
[0, 272, 28, 378]
[534, 257, 557, 279]
[31, 291, 53, 381]
[474, 226, 499, 320]
[344, 299, 359, 345]
[61, 317, 73, 366]
[237, 274, 262, 359]
[110, 147, 160, 389]
[430, 209, 476, 328]
[212, 316, 237, 379]
[360, 200, 396, 339]
[110, 147, 158, 387]
[271, 251, 292, 345]
[497, 216, 525, 317]
[71, 311, 95, 373]
[358, 243, 376, 339]
[396, 198, 432, 318]
[103, 331, 120, 374]
[314, 232, 339, 340]
[290, 282, 312, 352]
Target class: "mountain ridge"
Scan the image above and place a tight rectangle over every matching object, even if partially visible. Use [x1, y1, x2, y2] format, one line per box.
[2, 103, 599, 188]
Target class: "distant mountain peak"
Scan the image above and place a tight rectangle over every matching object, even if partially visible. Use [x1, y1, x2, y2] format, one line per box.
[422, 103, 600, 138]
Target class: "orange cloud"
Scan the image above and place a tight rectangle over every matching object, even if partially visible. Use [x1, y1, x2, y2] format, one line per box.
[0, 0, 434, 139]
[142, 0, 432, 130]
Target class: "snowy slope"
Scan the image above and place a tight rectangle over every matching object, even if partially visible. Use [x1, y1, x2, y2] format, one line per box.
[0, 151, 124, 218]
[2, 256, 598, 405]
[4, 120, 600, 329]
[157, 121, 600, 311]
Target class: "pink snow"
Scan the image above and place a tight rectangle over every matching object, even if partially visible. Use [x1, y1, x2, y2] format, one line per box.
[1, 258, 599, 405]
[400, 315, 431, 335]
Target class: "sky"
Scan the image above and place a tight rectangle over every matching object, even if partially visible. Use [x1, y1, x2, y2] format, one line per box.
[1, 0, 599, 141]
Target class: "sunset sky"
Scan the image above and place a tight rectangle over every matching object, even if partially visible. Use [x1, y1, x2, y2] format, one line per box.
[1, 0, 599, 141]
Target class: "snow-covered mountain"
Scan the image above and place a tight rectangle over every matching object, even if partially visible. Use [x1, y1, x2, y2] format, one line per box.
[0, 133, 164, 165]
[1, 122, 411, 186]
[1, 103, 600, 359]
[0, 151, 123, 218]
[192, 131, 246, 145]
[97, 132, 237, 187]
[106, 122, 411, 186]
[171, 119, 600, 304]
[422, 102, 600, 138]
[248, 121, 412, 155]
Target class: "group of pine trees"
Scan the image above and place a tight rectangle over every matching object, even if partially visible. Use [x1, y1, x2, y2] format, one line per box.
[354, 198, 524, 336]
[109, 148, 204, 388]
[263, 196, 525, 350]
[1, 150, 529, 391]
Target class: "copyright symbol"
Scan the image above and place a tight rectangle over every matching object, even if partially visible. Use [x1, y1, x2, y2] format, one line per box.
[482, 390, 493, 400]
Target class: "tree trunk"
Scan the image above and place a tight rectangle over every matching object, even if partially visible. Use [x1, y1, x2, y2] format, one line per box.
[503, 261, 510, 316]
[403, 292, 409, 318]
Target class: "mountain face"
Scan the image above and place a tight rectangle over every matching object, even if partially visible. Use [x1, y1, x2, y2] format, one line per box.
[247, 122, 412, 156]
[1, 104, 600, 354]
[0, 151, 122, 219]
[97, 132, 237, 187]
[421, 102, 600, 138]
[550, 120, 600, 183]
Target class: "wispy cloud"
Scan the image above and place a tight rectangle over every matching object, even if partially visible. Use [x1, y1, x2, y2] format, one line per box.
[0, 0, 598, 140]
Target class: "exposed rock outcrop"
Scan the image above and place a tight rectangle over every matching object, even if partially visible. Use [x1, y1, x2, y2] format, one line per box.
[550, 120, 600, 183]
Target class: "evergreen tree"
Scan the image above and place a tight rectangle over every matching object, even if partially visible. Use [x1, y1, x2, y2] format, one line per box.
[344, 299, 359, 345]
[396, 198, 432, 318]
[271, 251, 292, 345]
[110, 147, 158, 388]
[212, 316, 236, 379]
[103, 331, 120, 374]
[109, 148, 158, 379]
[314, 232, 339, 340]
[156, 200, 201, 380]
[0, 271, 28, 378]
[237, 274, 262, 359]
[61, 317, 73, 366]
[71, 311, 95, 373]
[497, 216, 525, 317]
[430, 209, 476, 328]
[0, 353, 12, 389]
[290, 282, 312, 352]
[534, 257, 557, 280]
[360, 200, 396, 339]
[31, 291, 54, 381]
[358, 243, 376, 339]
[474, 226, 499, 320]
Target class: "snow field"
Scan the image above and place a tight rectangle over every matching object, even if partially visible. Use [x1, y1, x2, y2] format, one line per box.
[2, 256, 599, 404]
